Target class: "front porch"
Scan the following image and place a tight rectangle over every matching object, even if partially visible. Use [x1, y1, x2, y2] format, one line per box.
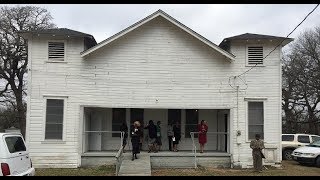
[81, 151, 231, 168]
[80, 107, 232, 168]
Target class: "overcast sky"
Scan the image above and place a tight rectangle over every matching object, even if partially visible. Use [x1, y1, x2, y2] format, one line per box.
[7, 4, 320, 45]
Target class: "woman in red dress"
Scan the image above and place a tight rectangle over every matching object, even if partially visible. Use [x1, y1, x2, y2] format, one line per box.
[198, 120, 208, 153]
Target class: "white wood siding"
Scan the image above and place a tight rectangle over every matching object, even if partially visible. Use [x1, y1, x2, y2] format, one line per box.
[26, 16, 281, 168]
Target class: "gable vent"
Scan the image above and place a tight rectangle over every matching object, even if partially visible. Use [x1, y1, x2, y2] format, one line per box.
[48, 42, 65, 60]
[248, 46, 263, 65]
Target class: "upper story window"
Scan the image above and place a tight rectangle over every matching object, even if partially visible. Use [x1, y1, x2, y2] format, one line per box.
[48, 41, 65, 61]
[247, 46, 263, 66]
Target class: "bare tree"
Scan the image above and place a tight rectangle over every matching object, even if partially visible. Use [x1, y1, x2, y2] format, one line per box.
[282, 25, 320, 134]
[0, 6, 56, 137]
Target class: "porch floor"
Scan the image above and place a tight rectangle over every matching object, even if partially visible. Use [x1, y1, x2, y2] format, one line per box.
[82, 150, 230, 157]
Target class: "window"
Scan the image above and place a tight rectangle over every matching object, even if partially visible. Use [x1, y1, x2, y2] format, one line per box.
[282, 135, 294, 141]
[130, 108, 144, 126]
[247, 46, 263, 65]
[248, 102, 264, 139]
[298, 135, 310, 143]
[112, 108, 126, 137]
[5, 136, 26, 153]
[168, 109, 181, 125]
[45, 99, 64, 140]
[185, 109, 198, 138]
[312, 136, 320, 143]
[48, 41, 65, 60]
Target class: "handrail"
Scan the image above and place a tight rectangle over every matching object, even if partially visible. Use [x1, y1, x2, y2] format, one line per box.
[190, 131, 229, 169]
[115, 131, 124, 176]
[84, 130, 124, 175]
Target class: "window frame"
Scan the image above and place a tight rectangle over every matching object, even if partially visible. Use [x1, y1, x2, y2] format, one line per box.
[47, 40, 66, 62]
[42, 96, 68, 143]
[282, 135, 294, 141]
[185, 109, 199, 138]
[245, 99, 266, 142]
[246, 44, 265, 67]
[112, 108, 126, 137]
[297, 135, 310, 144]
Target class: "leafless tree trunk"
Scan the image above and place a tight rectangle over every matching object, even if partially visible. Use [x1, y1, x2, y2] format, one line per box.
[0, 6, 56, 137]
[282, 25, 320, 135]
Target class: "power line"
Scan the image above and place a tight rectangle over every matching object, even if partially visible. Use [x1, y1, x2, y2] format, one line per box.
[236, 4, 319, 78]
[228, 4, 319, 90]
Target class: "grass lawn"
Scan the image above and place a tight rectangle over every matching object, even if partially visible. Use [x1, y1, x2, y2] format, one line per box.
[152, 160, 320, 176]
[36, 165, 115, 176]
[35, 160, 320, 176]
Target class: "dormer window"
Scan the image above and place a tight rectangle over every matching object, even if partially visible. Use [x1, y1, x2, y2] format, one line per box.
[247, 46, 263, 65]
[48, 41, 65, 61]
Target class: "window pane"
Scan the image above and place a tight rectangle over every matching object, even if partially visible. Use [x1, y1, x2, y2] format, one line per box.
[312, 136, 320, 143]
[168, 109, 181, 125]
[248, 125, 264, 139]
[298, 135, 310, 143]
[248, 102, 264, 140]
[45, 99, 64, 140]
[5, 136, 26, 153]
[185, 109, 198, 138]
[112, 108, 126, 137]
[45, 124, 63, 139]
[130, 108, 144, 126]
[282, 135, 294, 141]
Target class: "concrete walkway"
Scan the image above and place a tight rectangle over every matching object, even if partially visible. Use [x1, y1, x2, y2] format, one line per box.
[118, 152, 151, 176]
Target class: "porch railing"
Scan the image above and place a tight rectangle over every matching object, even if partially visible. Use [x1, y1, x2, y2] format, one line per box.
[190, 131, 229, 169]
[115, 132, 124, 176]
[84, 131, 124, 175]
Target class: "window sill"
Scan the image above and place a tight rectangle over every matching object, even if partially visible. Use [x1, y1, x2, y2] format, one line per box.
[245, 65, 265, 67]
[46, 60, 68, 64]
[41, 140, 66, 144]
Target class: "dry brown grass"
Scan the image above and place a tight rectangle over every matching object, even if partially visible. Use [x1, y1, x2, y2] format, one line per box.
[152, 160, 320, 176]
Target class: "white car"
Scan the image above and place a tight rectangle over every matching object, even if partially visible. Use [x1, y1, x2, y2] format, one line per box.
[0, 133, 35, 176]
[291, 140, 320, 167]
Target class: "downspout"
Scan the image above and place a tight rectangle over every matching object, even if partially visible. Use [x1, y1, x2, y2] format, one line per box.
[236, 85, 241, 163]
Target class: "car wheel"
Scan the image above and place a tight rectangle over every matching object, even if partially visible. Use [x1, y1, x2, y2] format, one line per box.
[316, 157, 320, 168]
[283, 149, 293, 160]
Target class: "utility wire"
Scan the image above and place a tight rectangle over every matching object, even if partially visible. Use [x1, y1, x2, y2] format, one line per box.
[237, 4, 319, 77]
[229, 4, 319, 89]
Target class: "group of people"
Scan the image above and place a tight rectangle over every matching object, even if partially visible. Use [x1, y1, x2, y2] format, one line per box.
[121, 119, 265, 173]
[119, 119, 209, 160]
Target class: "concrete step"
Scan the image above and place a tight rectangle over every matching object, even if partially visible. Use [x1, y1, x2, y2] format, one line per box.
[118, 153, 151, 176]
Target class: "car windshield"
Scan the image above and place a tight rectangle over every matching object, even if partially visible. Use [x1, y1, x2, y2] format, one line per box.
[307, 140, 320, 147]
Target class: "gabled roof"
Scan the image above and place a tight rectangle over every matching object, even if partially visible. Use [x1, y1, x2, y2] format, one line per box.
[219, 33, 293, 49]
[19, 28, 95, 39]
[80, 10, 236, 61]
[222, 33, 293, 41]
[18, 28, 97, 48]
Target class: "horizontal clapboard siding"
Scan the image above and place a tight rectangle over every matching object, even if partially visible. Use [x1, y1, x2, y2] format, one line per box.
[26, 16, 282, 168]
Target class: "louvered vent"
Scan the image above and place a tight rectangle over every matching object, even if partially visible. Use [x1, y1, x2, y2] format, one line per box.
[48, 42, 65, 60]
[248, 46, 263, 65]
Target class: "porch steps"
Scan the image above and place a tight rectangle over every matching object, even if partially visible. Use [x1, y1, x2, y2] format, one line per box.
[118, 152, 151, 176]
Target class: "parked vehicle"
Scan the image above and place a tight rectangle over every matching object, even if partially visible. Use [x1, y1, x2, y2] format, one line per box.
[282, 134, 320, 160]
[0, 133, 35, 176]
[291, 140, 320, 167]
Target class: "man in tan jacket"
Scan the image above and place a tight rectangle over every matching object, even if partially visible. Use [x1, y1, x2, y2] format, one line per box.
[250, 134, 265, 172]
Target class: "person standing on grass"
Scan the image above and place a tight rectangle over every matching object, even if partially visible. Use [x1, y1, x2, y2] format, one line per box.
[250, 134, 265, 172]
[198, 120, 208, 153]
